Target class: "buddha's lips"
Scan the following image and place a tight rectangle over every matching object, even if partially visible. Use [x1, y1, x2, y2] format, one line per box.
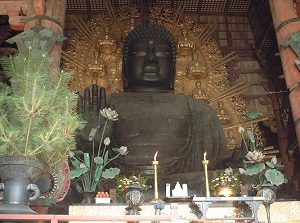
[141, 65, 160, 80]
[142, 72, 161, 81]
[143, 64, 159, 73]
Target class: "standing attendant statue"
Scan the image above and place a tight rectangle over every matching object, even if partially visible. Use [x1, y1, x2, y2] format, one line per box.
[78, 23, 227, 177]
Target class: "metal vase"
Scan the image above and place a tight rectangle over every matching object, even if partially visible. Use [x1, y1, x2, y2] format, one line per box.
[125, 184, 145, 215]
[0, 156, 49, 214]
[256, 183, 277, 223]
[81, 191, 97, 204]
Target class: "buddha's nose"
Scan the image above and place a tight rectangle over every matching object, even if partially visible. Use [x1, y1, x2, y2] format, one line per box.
[144, 47, 158, 64]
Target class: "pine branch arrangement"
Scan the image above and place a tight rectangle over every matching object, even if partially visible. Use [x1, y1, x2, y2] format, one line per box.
[0, 46, 85, 171]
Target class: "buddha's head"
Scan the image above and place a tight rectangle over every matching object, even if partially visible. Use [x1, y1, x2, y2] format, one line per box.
[123, 23, 176, 92]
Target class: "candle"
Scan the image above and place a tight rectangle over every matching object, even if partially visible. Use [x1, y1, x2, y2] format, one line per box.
[204, 151, 207, 160]
[166, 183, 171, 197]
[154, 151, 158, 161]
[182, 184, 188, 197]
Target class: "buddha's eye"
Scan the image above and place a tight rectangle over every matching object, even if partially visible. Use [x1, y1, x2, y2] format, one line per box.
[130, 51, 147, 56]
[156, 51, 171, 56]
[136, 51, 147, 56]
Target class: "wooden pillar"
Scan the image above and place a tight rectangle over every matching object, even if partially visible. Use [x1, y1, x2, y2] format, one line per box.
[266, 64, 293, 178]
[24, 0, 66, 73]
[23, 0, 67, 216]
[296, 0, 300, 16]
[269, 1, 300, 170]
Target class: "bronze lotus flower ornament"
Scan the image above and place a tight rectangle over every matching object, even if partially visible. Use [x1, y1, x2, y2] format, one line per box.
[238, 113, 287, 187]
[69, 108, 128, 192]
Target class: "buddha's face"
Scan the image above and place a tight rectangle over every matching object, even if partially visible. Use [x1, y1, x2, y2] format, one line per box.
[124, 38, 174, 91]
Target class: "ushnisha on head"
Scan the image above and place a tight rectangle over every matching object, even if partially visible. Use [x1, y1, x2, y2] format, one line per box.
[122, 23, 176, 92]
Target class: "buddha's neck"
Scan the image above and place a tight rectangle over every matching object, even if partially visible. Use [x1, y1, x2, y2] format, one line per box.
[125, 87, 174, 93]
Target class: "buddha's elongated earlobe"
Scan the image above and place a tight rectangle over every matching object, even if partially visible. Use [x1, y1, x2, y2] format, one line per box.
[124, 79, 128, 90]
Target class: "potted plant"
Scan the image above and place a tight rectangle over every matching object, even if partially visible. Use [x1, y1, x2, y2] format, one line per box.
[210, 167, 242, 197]
[69, 107, 129, 203]
[0, 44, 85, 213]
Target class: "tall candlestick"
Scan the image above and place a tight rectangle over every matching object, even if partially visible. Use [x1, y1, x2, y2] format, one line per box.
[150, 151, 164, 203]
[202, 158, 210, 197]
[153, 160, 159, 199]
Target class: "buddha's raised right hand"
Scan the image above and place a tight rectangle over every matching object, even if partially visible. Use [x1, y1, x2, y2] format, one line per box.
[77, 84, 107, 146]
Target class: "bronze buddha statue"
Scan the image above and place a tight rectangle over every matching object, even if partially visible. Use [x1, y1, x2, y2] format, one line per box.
[78, 23, 227, 177]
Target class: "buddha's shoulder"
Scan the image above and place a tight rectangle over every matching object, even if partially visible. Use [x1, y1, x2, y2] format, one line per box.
[108, 92, 215, 112]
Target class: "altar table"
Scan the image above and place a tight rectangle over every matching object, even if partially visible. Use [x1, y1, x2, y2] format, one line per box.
[69, 203, 191, 223]
[69, 199, 300, 223]
[193, 196, 265, 222]
[257, 200, 300, 223]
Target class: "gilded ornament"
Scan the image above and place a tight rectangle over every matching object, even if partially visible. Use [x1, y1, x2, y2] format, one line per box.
[192, 81, 209, 102]
[177, 28, 196, 56]
[187, 54, 207, 79]
[97, 27, 117, 54]
[216, 101, 232, 125]
[86, 51, 107, 80]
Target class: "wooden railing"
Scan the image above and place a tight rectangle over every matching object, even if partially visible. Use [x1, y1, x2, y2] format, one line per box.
[0, 203, 179, 223]
[0, 214, 177, 223]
